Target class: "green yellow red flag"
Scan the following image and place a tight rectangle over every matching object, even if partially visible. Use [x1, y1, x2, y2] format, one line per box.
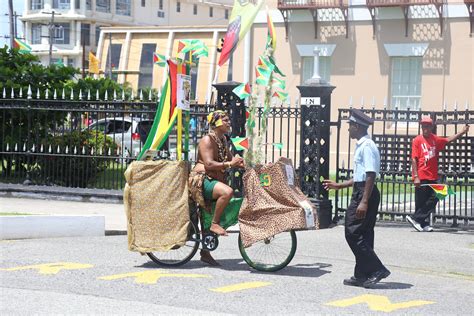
[232, 82, 251, 99]
[231, 137, 249, 151]
[266, 10, 276, 50]
[426, 184, 455, 200]
[218, 0, 264, 67]
[153, 52, 167, 67]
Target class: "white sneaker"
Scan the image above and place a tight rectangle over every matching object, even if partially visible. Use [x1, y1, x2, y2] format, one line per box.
[407, 215, 423, 232]
[423, 226, 434, 232]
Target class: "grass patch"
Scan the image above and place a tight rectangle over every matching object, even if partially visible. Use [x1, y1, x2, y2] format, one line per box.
[0, 212, 34, 216]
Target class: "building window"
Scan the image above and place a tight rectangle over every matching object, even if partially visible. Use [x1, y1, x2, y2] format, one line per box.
[53, 0, 71, 10]
[116, 0, 131, 16]
[159, 0, 163, 10]
[193, 4, 197, 15]
[390, 57, 422, 110]
[31, 0, 43, 10]
[141, 0, 146, 7]
[209, 7, 213, 17]
[31, 23, 42, 44]
[53, 23, 70, 44]
[176, 1, 180, 12]
[86, 0, 92, 10]
[95, 25, 102, 45]
[67, 58, 75, 67]
[138, 43, 157, 89]
[301, 56, 331, 84]
[75, 0, 80, 9]
[96, 0, 111, 13]
[107, 43, 122, 81]
[157, 11, 165, 18]
[81, 23, 91, 46]
[225, 9, 229, 20]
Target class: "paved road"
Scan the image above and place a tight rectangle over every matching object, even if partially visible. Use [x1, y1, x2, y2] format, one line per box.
[1, 225, 473, 315]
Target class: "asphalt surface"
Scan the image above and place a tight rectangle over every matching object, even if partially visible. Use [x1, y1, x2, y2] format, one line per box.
[1, 216, 473, 315]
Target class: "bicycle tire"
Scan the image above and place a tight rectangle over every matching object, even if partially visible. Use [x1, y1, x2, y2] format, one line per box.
[147, 220, 200, 267]
[238, 230, 297, 272]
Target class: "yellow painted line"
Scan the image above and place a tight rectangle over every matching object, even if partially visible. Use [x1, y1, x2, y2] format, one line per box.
[210, 281, 272, 293]
[0, 262, 93, 275]
[326, 294, 435, 313]
[98, 270, 211, 285]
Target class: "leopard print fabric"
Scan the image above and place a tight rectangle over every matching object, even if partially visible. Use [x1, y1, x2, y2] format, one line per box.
[238, 157, 319, 248]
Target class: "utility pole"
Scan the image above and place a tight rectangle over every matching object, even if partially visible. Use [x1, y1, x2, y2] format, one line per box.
[8, 0, 14, 47]
[41, 10, 62, 65]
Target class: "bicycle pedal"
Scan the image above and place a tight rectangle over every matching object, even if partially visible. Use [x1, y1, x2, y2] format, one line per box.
[202, 233, 219, 251]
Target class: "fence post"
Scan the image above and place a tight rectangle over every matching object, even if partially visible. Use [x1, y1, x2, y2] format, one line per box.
[296, 81, 335, 228]
[212, 81, 245, 197]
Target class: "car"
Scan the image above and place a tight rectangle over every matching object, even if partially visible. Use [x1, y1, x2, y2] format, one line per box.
[85, 117, 154, 159]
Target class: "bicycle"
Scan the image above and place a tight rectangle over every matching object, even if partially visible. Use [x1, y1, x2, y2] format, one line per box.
[146, 197, 297, 272]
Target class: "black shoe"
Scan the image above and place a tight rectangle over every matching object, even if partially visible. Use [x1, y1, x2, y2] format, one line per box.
[343, 276, 367, 287]
[363, 269, 391, 288]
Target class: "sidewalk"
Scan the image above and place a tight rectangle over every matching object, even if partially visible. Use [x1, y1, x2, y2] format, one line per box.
[0, 197, 126, 234]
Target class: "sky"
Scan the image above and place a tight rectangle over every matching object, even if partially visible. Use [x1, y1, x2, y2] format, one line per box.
[1, 0, 25, 48]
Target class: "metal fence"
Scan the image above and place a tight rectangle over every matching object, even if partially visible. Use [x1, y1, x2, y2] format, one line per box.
[0, 89, 301, 190]
[335, 106, 474, 226]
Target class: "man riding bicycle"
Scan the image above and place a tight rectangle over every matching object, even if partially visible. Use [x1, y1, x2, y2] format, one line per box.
[188, 110, 244, 265]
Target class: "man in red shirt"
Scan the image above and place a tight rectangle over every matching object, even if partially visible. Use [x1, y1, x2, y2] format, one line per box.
[407, 117, 470, 232]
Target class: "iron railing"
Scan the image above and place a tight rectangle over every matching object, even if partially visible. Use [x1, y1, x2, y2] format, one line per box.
[0, 91, 300, 190]
[335, 106, 474, 226]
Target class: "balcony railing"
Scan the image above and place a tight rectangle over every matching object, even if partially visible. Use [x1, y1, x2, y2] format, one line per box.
[277, 0, 349, 9]
[366, 0, 444, 6]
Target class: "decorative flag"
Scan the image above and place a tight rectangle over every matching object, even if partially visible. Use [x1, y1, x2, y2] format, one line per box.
[273, 91, 288, 101]
[258, 55, 274, 71]
[231, 137, 249, 151]
[266, 11, 276, 50]
[255, 66, 272, 86]
[137, 59, 189, 160]
[272, 77, 286, 90]
[89, 52, 100, 74]
[192, 47, 208, 59]
[269, 56, 285, 77]
[177, 40, 193, 54]
[426, 184, 455, 200]
[13, 38, 32, 53]
[153, 52, 167, 67]
[218, 0, 264, 67]
[272, 143, 283, 150]
[232, 82, 251, 99]
[55, 59, 64, 67]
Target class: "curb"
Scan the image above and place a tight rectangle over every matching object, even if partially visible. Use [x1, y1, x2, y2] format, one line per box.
[0, 215, 105, 239]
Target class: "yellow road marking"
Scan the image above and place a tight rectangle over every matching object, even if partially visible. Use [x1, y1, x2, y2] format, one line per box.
[326, 294, 434, 313]
[0, 262, 93, 275]
[98, 270, 211, 285]
[210, 281, 272, 293]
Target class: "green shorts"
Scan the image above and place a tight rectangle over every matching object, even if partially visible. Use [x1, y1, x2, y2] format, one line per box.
[203, 177, 219, 201]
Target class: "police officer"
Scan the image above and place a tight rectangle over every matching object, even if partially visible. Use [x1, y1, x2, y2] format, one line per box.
[323, 109, 390, 288]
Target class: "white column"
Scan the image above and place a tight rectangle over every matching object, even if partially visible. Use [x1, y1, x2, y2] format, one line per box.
[206, 30, 219, 103]
[243, 31, 251, 84]
[311, 48, 321, 81]
[162, 31, 174, 87]
[118, 31, 131, 84]
[75, 21, 81, 49]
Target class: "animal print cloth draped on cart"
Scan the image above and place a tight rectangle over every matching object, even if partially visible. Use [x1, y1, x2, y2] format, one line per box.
[124, 160, 190, 252]
[239, 157, 319, 248]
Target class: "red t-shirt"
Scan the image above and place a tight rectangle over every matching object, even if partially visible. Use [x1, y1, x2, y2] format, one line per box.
[411, 133, 448, 180]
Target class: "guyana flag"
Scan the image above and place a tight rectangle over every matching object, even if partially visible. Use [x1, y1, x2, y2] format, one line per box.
[13, 38, 32, 53]
[266, 10, 276, 50]
[218, 0, 264, 67]
[230, 137, 249, 151]
[232, 82, 251, 99]
[153, 52, 167, 67]
[137, 59, 189, 160]
[426, 184, 455, 200]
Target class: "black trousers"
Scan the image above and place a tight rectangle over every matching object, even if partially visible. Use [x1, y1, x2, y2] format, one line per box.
[413, 179, 439, 227]
[345, 182, 386, 279]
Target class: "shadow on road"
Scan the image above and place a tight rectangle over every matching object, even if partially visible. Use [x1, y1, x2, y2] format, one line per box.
[366, 281, 414, 290]
[138, 259, 332, 278]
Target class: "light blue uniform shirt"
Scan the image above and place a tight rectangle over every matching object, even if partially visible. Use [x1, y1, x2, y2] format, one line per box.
[353, 135, 380, 182]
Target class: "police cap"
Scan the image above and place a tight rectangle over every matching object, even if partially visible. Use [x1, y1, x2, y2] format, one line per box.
[348, 108, 374, 127]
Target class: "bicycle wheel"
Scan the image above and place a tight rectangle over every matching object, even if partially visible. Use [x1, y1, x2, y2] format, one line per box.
[238, 230, 297, 272]
[147, 220, 200, 267]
